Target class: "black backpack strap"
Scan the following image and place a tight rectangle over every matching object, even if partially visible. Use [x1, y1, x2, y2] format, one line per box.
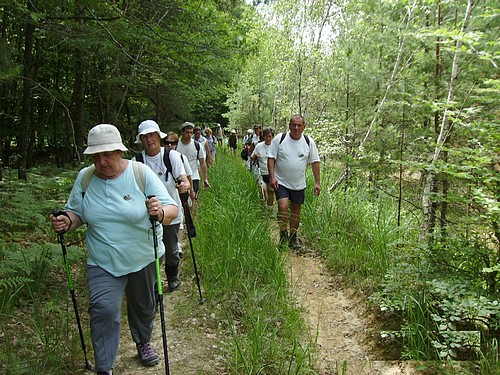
[279, 132, 310, 146]
[162, 147, 173, 181]
[279, 132, 286, 144]
[194, 140, 200, 159]
[136, 149, 171, 181]
[135, 152, 144, 164]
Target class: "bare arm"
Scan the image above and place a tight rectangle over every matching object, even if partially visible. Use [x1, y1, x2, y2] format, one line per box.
[199, 158, 211, 188]
[311, 161, 321, 196]
[204, 141, 212, 165]
[268, 157, 278, 190]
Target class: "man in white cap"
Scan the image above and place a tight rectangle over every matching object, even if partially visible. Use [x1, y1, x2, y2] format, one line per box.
[50, 124, 178, 374]
[133, 120, 190, 291]
[176, 122, 210, 215]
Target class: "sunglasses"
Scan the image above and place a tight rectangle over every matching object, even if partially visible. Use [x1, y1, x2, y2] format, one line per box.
[165, 141, 177, 145]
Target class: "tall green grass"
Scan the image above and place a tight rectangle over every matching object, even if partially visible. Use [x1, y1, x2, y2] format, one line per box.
[301, 172, 415, 291]
[195, 154, 316, 373]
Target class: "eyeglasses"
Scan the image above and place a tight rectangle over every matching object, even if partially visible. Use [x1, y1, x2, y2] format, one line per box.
[165, 141, 177, 145]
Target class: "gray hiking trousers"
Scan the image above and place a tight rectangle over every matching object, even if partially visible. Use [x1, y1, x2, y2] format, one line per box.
[87, 261, 157, 372]
[163, 223, 180, 280]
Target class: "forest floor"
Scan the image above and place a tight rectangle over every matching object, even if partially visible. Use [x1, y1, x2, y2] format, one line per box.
[80, 241, 425, 375]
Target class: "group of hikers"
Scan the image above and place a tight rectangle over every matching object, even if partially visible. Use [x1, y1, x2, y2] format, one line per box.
[49, 115, 320, 374]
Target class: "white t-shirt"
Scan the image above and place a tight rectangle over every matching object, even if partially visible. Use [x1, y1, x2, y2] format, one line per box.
[252, 142, 272, 175]
[177, 139, 206, 180]
[182, 153, 193, 177]
[132, 149, 186, 225]
[268, 132, 320, 190]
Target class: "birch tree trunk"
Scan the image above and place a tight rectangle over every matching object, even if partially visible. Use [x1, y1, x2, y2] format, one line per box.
[329, 0, 418, 192]
[419, 0, 475, 241]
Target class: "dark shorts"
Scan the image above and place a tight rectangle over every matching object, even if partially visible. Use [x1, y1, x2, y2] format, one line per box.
[275, 185, 305, 204]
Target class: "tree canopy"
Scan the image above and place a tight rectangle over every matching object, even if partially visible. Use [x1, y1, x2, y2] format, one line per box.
[0, 0, 251, 172]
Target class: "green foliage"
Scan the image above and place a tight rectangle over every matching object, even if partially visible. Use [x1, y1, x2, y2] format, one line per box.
[1, 0, 253, 170]
[0, 166, 89, 374]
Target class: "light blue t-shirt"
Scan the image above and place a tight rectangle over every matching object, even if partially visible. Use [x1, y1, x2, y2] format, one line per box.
[65, 161, 176, 277]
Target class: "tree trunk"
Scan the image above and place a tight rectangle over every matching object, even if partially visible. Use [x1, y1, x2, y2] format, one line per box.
[18, 0, 36, 180]
[420, 0, 474, 241]
[73, 49, 86, 162]
[0, 9, 8, 181]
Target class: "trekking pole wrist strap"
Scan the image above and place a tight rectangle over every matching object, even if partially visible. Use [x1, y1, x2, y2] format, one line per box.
[158, 207, 165, 223]
[53, 210, 72, 234]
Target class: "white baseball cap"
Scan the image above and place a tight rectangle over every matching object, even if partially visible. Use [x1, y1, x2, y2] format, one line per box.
[180, 122, 195, 131]
[83, 124, 128, 155]
[135, 120, 168, 144]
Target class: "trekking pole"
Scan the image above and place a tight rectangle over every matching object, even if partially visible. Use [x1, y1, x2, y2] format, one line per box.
[52, 210, 92, 371]
[179, 192, 205, 304]
[147, 196, 170, 375]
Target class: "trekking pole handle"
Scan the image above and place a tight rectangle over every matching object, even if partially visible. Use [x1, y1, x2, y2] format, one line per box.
[146, 195, 158, 222]
[175, 178, 189, 203]
[52, 209, 72, 235]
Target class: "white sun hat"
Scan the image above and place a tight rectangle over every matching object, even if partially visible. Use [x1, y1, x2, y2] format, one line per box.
[135, 120, 168, 144]
[83, 124, 128, 155]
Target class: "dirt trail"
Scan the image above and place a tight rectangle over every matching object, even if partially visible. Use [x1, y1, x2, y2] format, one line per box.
[287, 250, 418, 375]
[111, 270, 226, 375]
[83, 249, 418, 374]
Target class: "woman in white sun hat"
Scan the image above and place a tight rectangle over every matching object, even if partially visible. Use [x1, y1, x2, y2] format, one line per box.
[50, 124, 178, 375]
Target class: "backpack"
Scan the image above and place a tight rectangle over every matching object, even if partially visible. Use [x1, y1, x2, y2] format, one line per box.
[81, 160, 145, 197]
[245, 135, 254, 146]
[240, 147, 249, 161]
[136, 147, 174, 182]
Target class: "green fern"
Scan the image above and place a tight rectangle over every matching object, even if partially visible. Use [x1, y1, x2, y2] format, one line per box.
[0, 276, 32, 292]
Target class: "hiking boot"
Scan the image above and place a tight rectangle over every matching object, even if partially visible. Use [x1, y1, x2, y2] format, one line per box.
[97, 372, 112, 375]
[289, 233, 302, 251]
[279, 230, 288, 249]
[168, 277, 181, 292]
[178, 242, 184, 258]
[136, 342, 159, 367]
